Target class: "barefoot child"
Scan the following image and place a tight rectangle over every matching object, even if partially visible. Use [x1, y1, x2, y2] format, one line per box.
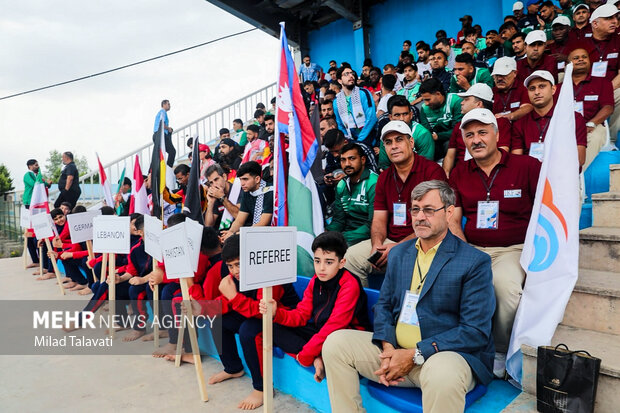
[259, 231, 370, 383]
[208, 234, 299, 410]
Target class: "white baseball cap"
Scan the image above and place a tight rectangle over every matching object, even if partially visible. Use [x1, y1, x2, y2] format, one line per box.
[460, 108, 498, 130]
[590, 3, 620, 22]
[491, 56, 518, 76]
[457, 83, 494, 102]
[606, 0, 620, 6]
[381, 120, 412, 141]
[523, 70, 555, 87]
[525, 30, 547, 45]
[513, 1, 524, 11]
[552, 15, 571, 26]
[573, 3, 589, 14]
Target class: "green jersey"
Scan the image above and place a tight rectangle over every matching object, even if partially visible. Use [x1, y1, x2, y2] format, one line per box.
[449, 67, 494, 94]
[419, 93, 464, 143]
[232, 128, 248, 146]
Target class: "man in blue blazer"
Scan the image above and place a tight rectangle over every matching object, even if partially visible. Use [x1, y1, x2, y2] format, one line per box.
[323, 180, 495, 413]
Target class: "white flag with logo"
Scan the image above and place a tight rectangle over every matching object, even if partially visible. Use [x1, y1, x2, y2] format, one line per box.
[506, 63, 580, 383]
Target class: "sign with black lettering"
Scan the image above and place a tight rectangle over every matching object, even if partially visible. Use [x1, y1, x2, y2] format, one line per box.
[239, 227, 297, 291]
[160, 223, 194, 279]
[67, 210, 101, 243]
[185, 218, 203, 272]
[92, 215, 130, 254]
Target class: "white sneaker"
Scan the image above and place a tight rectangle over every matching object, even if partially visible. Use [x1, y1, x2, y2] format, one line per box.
[493, 352, 507, 379]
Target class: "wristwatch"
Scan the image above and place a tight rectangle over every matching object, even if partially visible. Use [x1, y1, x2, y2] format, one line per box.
[414, 348, 425, 365]
[586, 122, 596, 128]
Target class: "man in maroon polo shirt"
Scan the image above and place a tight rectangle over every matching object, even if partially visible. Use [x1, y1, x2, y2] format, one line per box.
[568, 3, 593, 42]
[548, 15, 572, 76]
[448, 108, 541, 378]
[512, 70, 587, 166]
[492, 57, 533, 121]
[568, 45, 614, 169]
[443, 83, 516, 178]
[516, 30, 559, 84]
[582, 4, 620, 142]
[344, 120, 447, 286]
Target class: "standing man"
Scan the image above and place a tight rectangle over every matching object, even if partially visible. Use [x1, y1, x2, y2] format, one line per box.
[54, 152, 81, 208]
[333, 67, 378, 147]
[448, 108, 541, 377]
[299, 54, 323, 83]
[22, 159, 51, 267]
[323, 180, 495, 413]
[154, 99, 173, 135]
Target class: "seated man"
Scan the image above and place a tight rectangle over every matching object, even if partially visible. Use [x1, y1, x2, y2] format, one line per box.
[326, 142, 379, 247]
[204, 164, 241, 231]
[491, 56, 533, 121]
[449, 52, 494, 94]
[396, 62, 421, 104]
[224, 161, 273, 238]
[419, 78, 464, 160]
[323, 180, 495, 412]
[516, 30, 559, 84]
[344, 121, 446, 287]
[448, 108, 541, 377]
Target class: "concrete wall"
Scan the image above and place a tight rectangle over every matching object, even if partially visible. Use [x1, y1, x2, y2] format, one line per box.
[306, 0, 518, 71]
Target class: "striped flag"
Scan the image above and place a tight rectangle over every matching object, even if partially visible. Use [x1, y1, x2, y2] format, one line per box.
[115, 166, 126, 215]
[150, 119, 175, 219]
[506, 63, 581, 383]
[96, 153, 114, 208]
[183, 136, 205, 224]
[130, 155, 149, 215]
[29, 171, 49, 220]
[273, 23, 324, 276]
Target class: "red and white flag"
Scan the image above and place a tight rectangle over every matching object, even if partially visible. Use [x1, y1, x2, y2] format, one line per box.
[129, 155, 149, 215]
[96, 153, 115, 208]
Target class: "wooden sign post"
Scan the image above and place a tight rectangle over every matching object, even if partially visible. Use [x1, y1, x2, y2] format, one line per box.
[22, 235, 28, 269]
[160, 223, 208, 402]
[144, 215, 164, 349]
[239, 227, 298, 413]
[38, 245, 43, 277]
[86, 240, 97, 282]
[92, 215, 131, 339]
[31, 213, 65, 295]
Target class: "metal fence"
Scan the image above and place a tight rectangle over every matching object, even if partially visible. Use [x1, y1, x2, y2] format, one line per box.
[0, 195, 23, 243]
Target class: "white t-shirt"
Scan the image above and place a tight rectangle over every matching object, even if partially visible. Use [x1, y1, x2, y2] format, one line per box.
[377, 93, 395, 113]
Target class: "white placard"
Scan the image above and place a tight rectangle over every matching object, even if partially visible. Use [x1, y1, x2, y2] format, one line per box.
[239, 226, 297, 292]
[20, 205, 30, 229]
[144, 215, 163, 261]
[92, 215, 131, 254]
[31, 213, 55, 239]
[185, 218, 203, 272]
[160, 223, 194, 279]
[67, 210, 101, 243]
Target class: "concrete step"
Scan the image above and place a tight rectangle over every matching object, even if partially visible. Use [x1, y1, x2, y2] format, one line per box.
[562, 269, 620, 335]
[579, 227, 620, 273]
[592, 192, 620, 227]
[522, 326, 620, 413]
[610, 164, 620, 192]
[501, 392, 536, 412]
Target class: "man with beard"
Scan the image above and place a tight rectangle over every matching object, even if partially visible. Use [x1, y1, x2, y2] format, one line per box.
[54, 151, 81, 208]
[517, 0, 540, 32]
[568, 45, 614, 169]
[22, 159, 51, 268]
[365, 67, 382, 94]
[416, 42, 432, 77]
[538, 1, 558, 40]
[219, 138, 242, 172]
[512, 70, 587, 166]
[448, 107, 540, 379]
[433, 38, 456, 70]
[430, 49, 452, 93]
[397, 63, 421, 104]
[475, 30, 505, 67]
[326, 142, 379, 247]
[516, 30, 559, 84]
[333, 67, 378, 147]
[492, 57, 533, 121]
[450, 53, 494, 93]
[511, 32, 528, 60]
[320, 101, 334, 118]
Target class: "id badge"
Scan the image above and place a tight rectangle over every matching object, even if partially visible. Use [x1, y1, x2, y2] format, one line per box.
[557, 61, 566, 70]
[477, 201, 499, 229]
[397, 291, 420, 326]
[574, 101, 584, 116]
[393, 202, 407, 226]
[530, 142, 545, 162]
[592, 60, 608, 78]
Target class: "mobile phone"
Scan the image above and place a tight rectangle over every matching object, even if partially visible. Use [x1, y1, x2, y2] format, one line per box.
[367, 251, 382, 265]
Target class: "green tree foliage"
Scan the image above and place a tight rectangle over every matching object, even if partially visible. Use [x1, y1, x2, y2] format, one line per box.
[0, 164, 15, 195]
[44, 150, 92, 183]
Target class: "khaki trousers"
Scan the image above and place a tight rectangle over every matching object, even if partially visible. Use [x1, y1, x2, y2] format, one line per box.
[584, 123, 607, 172]
[474, 244, 525, 353]
[344, 238, 396, 287]
[608, 88, 620, 144]
[323, 330, 475, 413]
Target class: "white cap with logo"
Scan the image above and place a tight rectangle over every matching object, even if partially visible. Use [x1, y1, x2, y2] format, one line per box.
[525, 30, 547, 45]
[552, 15, 571, 26]
[457, 83, 494, 102]
[591, 4, 620, 22]
[380, 120, 412, 141]
[523, 70, 556, 88]
[460, 108, 498, 130]
[513, 1, 524, 11]
[491, 56, 518, 76]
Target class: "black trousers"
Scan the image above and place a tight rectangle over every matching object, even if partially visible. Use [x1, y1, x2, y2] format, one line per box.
[54, 189, 81, 208]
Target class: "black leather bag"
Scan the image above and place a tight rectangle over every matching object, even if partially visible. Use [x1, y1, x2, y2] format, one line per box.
[536, 343, 601, 413]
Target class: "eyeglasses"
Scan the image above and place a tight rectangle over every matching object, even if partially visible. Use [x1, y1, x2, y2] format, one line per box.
[410, 206, 446, 217]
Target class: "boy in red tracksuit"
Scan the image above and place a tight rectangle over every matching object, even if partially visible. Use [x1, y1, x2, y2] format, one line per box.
[205, 234, 300, 411]
[260, 231, 370, 384]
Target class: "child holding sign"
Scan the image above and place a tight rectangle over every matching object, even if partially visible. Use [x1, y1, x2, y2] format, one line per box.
[206, 234, 300, 410]
[36, 208, 69, 280]
[259, 231, 370, 382]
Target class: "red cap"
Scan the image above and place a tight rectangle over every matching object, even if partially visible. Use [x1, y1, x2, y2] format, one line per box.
[199, 144, 211, 155]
